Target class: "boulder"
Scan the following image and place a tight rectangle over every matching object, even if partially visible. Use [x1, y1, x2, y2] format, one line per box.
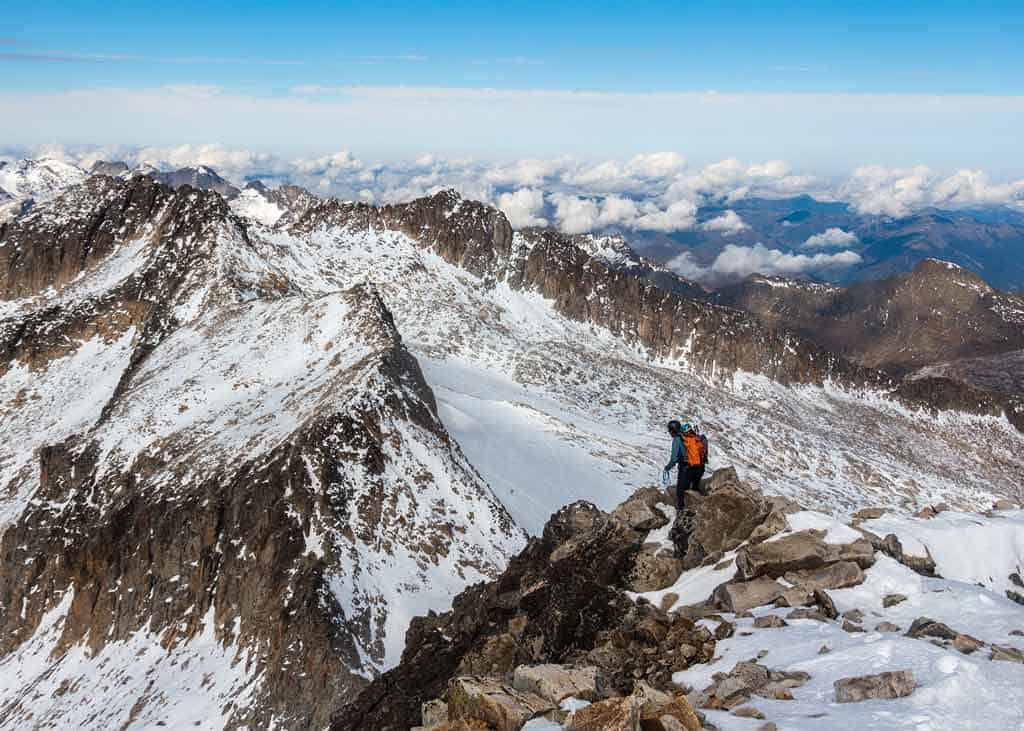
[512, 665, 604, 704]
[990, 645, 1024, 664]
[852, 507, 887, 522]
[774, 586, 812, 608]
[953, 634, 983, 655]
[753, 615, 788, 629]
[882, 593, 907, 608]
[834, 670, 915, 703]
[812, 590, 838, 620]
[875, 622, 901, 633]
[732, 706, 765, 719]
[842, 620, 865, 633]
[638, 695, 701, 731]
[748, 511, 788, 544]
[670, 469, 769, 568]
[735, 530, 831, 580]
[787, 608, 829, 622]
[566, 695, 641, 731]
[906, 617, 958, 641]
[422, 699, 449, 726]
[627, 549, 685, 593]
[994, 499, 1019, 511]
[783, 561, 865, 591]
[713, 577, 786, 613]
[447, 677, 556, 730]
[873, 534, 937, 577]
[614, 488, 671, 532]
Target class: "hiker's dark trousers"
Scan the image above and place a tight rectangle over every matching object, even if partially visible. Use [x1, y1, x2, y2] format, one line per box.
[676, 465, 705, 508]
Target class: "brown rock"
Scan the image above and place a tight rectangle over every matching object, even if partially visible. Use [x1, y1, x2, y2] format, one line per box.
[732, 705, 766, 719]
[512, 665, 604, 704]
[843, 609, 864, 623]
[812, 589, 838, 619]
[990, 645, 1024, 664]
[748, 511, 788, 544]
[566, 695, 642, 731]
[994, 499, 1018, 511]
[448, 677, 556, 730]
[659, 593, 680, 612]
[852, 507, 887, 521]
[422, 699, 449, 726]
[875, 622, 901, 633]
[784, 561, 865, 591]
[882, 593, 907, 608]
[953, 634, 983, 655]
[906, 617, 958, 641]
[842, 620, 866, 633]
[834, 670, 915, 702]
[753, 615, 788, 629]
[670, 469, 769, 568]
[628, 548, 685, 592]
[713, 577, 786, 613]
[614, 488, 672, 532]
[735, 530, 832, 579]
[818, 644, 831, 654]
[639, 695, 701, 731]
[787, 608, 829, 622]
[774, 586, 812, 608]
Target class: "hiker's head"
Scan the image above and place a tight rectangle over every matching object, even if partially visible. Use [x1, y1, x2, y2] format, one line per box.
[667, 419, 682, 436]
[681, 422, 694, 435]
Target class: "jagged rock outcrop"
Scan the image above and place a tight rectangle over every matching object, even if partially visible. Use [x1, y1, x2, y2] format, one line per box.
[669, 467, 771, 569]
[0, 178, 522, 729]
[330, 496, 717, 730]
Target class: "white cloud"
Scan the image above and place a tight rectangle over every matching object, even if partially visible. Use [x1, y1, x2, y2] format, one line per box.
[710, 243, 862, 278]
[549, 193, 601, 234]
[700, 210, 749, 235]
[803, 227, 859, 249]
[632, 200, 698, 232]
[496, 188, 547, 228]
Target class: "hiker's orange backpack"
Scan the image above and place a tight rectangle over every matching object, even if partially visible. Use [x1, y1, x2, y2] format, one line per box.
[683, 434, 704, 466]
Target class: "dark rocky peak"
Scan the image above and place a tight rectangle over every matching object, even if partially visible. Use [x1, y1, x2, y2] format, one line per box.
[141, 164, 241, 199]
[0, 174, 235, 302]
[0, 157, 86, 202]
[88, 160, 130, 177]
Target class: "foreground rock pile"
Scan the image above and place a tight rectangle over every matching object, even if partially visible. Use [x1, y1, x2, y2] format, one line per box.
[332, 469, 1024, 730]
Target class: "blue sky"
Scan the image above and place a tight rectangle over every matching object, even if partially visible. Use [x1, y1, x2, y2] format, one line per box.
[2, 1, 1023, 171]
[4, 1, 1023, 94]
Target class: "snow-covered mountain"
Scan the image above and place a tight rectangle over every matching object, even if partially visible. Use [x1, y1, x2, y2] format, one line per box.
[1, 169, 1023, 728]
[0, 158, 88, 222]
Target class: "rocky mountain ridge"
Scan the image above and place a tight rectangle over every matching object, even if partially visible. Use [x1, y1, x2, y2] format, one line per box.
[332, 470, 1024, 730]
[1, 171, 1023, 728]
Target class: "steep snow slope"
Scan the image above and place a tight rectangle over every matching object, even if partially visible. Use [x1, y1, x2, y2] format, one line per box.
[0, 178, 521, 728]
[243, 214, 1024, 534]
[664, 509, 1024, 731]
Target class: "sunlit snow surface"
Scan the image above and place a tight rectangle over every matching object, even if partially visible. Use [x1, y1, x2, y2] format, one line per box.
[2, 196, 1024, 728]
[658, 510, 1024, 731]
[243, 226, 1024, 533]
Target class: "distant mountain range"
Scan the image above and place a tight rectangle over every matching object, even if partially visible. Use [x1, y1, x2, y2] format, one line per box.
[630, 195, 1024, 292]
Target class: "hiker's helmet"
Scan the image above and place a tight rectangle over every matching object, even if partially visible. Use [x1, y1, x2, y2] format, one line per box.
[681, 422, 694, 434]
[667, 419, 682, 436]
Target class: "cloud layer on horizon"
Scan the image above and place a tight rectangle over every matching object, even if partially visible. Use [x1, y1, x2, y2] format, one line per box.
[8, 140, 1024, 284]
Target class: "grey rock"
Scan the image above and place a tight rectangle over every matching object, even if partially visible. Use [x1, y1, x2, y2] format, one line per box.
[834, 670, 915, 703]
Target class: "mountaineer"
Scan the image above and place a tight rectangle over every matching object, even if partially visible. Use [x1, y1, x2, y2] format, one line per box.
[663, 420, 708, 508]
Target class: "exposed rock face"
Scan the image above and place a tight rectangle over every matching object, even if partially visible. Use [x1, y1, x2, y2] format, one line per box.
[0, 177, 522, 728]
[713, 577, 786, 613]
[834, 670, 915, 702]
[715, 258, 1024, 375]
[670, 467, 769, 568]
[512, 664, 604, 704]
[447, 676, 555, 730]
[735, 531, 874, 581]
[331, 495, 717, 730]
